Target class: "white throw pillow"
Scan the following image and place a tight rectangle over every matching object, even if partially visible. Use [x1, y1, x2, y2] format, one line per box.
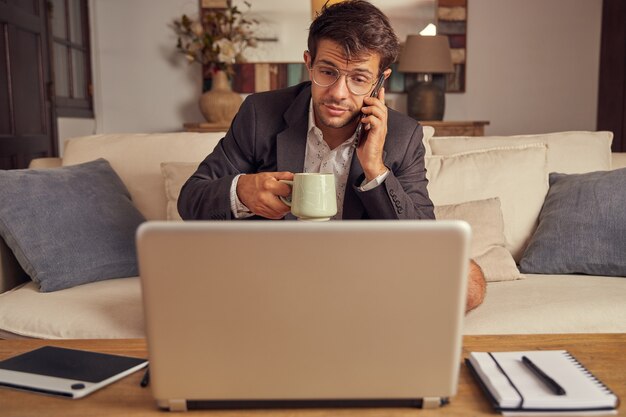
[435, 198, 522, 282]
[428, 131, 612, 175]
[426, 144, 548, 262]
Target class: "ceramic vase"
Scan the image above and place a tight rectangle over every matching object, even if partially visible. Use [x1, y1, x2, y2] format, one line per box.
[198, 70, 242, 125]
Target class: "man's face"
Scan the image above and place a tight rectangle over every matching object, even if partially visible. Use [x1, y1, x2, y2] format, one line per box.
[304, 39, 381, 131]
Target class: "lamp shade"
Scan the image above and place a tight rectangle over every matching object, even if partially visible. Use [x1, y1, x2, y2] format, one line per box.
[398, 35, 454, 74]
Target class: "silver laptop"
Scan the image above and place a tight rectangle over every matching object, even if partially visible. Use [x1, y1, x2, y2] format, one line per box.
[137, 220, 470, 411]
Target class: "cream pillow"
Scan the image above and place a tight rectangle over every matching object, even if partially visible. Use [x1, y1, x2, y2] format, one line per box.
[426, 144, 548, 262]
[62, 133, 223, 220]
[422, 125, 435, 156]
[428, 131, 613, 174]
[160, 162, 199, 221]
[435, 198, 521, 282]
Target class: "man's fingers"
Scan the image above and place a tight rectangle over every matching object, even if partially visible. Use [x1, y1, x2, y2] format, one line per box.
[274, 171, 295, 181]
[258, 189, 291, 218]
[263, 173, 292, 197]
[237, 171, 294, 219]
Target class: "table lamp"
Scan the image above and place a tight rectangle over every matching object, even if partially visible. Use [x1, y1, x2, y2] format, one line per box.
[398, 34, 454, 121]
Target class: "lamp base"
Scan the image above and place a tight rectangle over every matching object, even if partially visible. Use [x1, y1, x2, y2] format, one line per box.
[406, 77, 446, 121]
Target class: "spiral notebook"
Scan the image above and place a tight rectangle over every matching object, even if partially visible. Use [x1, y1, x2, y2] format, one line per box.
[466, 350, 619, 416]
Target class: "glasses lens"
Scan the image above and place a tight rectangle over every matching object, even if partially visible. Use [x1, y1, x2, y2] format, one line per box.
[312, 66, 339, 87]
[347, 74, 374, 95]
[311, 65, 374, 95]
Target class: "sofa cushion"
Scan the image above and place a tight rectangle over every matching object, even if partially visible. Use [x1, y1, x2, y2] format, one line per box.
[428, 131, 613, 175]
[0, 159, 145, 292]
[519, 168, 626, 277]
[612, 152, 626, 170]
[161, 162, 199, 221]
[0, 278, 144, 339]
[463, 274, 626, 334]
[62, 133, 224, 220]
[426, 144, 548, 262]
[435, 198, 521, 282]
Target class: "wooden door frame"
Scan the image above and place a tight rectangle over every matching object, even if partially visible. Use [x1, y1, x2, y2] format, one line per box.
[0, 0, 57, 168]
[597, 0, 626, 152]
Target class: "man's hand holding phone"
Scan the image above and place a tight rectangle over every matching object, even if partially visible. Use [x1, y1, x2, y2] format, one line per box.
[356, 73, 390, 182]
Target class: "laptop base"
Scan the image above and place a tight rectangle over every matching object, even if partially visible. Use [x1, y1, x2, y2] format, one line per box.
[160, 397, 450, 411]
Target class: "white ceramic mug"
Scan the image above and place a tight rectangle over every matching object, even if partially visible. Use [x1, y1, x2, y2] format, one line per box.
[279, 173, 337, 221]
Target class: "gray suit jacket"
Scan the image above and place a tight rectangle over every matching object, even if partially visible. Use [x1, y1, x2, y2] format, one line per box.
[178, 82, 434, 220]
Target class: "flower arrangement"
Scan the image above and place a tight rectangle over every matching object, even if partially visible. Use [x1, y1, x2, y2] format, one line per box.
[172, 1, 257, 78]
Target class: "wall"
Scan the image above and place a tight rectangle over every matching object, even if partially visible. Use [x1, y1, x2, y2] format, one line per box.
[445, 0, 602, 135]
[59, 0, 204, 146]
[58, 0, 602, 142]
[57, 117, 96, 155]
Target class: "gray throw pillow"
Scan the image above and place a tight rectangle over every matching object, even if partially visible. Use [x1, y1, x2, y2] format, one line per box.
[0, 159, 146, 292]
[519, 168, 626, 277]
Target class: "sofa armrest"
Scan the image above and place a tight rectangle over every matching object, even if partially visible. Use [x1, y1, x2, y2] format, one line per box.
[29, 157, 62, 169]
[0, 238, 29, 293]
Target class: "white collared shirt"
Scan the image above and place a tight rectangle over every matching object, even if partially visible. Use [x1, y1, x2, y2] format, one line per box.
[304, 101, 355, 220]
[230, 99, 389, 219]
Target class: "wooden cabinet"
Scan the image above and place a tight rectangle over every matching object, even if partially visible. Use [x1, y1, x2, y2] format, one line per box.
[420, 121, 490, 137]
[184, 120, 491, 137]
[183, 122, 229, 133]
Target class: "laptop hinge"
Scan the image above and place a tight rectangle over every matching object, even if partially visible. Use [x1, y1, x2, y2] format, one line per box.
[168, 399, 188, 411]
[422, 397, 444, 409]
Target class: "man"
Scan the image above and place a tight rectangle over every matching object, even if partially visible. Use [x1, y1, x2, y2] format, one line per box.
[178, 0, 485, 311]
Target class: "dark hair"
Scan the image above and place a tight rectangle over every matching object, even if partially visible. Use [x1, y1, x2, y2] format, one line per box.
[308, 0, 400, 74]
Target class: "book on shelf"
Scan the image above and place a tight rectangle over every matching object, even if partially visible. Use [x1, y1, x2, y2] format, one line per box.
[466, 350, 619, 416]
[254, 63, 271, 93]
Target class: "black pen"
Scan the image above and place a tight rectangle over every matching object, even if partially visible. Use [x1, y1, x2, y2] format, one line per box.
[522, 356, 566, 395]
[140, 367, 150, 387]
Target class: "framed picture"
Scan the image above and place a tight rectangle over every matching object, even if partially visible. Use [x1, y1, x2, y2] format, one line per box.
[438, 0, 467, 93]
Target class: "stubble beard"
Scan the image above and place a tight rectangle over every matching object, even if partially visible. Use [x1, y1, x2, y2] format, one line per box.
[314, 100, 360, 130]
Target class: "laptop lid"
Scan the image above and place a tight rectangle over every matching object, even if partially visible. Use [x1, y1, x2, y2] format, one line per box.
[137, 220, 470, 411]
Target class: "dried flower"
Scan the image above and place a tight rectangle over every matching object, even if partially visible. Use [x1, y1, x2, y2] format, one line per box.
[172, 1, 257, 78]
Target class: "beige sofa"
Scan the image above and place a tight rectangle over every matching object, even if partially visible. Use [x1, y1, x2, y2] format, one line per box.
[1, 128, 625, 339]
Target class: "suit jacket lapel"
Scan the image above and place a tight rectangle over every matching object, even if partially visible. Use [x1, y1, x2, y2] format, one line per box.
[276, 84, 310, 174]
[343, 149, 387, 219]
[342, 152, 365, 219]
[276, 84, 311, 220]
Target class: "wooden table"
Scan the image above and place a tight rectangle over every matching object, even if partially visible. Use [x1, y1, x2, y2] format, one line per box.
[1, 334, 623, 416]
[183, 122, 230, 133]
[420, 121, 490, 136]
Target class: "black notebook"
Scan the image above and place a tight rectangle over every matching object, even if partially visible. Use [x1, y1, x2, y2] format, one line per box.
[0, 346, 147, 399]
[466, 350, 619, 416]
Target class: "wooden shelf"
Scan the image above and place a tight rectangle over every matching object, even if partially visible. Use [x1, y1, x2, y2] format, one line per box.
[182, 121, 490, 137]
[421, 120, 490, 137]
[183, 122, 229, 133]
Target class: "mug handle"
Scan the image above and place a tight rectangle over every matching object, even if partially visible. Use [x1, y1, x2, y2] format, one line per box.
[278, 179, 293, 207]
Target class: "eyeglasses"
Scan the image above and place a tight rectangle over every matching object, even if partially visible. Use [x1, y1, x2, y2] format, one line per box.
[309, 65, 378, 95]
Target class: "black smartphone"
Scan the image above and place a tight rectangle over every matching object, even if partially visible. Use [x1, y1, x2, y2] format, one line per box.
[354, 73, 386, 148]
